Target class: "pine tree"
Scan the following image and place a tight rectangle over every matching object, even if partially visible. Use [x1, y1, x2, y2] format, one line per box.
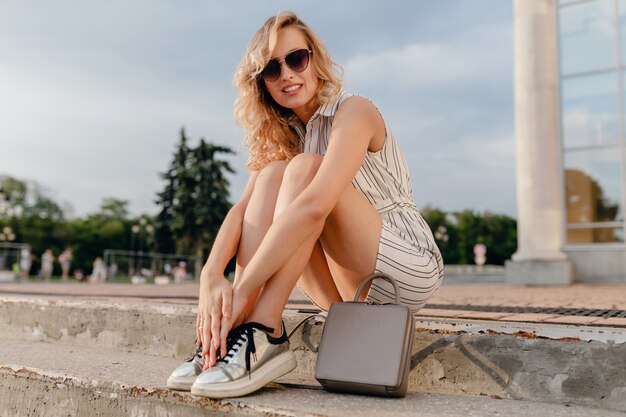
[155, 128, 235, 263]
[190, 139, 235, 257]
[154, 128, 190, 254]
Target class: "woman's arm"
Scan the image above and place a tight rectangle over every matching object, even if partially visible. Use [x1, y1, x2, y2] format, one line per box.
[233, 96, 384, 297]
[197, 170, 259, 363]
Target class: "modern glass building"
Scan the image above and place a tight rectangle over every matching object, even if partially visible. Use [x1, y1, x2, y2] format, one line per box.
[507, 0, 626, 283]
[559, 0, 625, 246]
[558, 0, 626, 282]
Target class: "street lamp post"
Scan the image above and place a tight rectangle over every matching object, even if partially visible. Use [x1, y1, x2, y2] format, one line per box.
[129, 224, 139, 276]
[129, 217, 154, 277]
[0, 188, 20, 218]
[0, 226, 16, 270]
[0, 187, 7, 218]
[0, 187, 7, 217]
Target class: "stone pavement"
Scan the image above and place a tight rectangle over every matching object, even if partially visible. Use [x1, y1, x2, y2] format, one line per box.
[2, 282, 626, 414]
[1, 279, 626, 328]
[2, 297, 626, 414]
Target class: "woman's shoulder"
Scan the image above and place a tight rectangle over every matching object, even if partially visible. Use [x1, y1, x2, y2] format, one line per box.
[335, 94, 382, 120]
[339, 94, 375, 107]
[316, 92, 373, 117]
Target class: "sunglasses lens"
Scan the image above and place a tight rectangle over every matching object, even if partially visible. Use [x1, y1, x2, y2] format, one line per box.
[285, 49, 310, 72]
[260, 49, 310, 82]
[261, 60, 281, 82]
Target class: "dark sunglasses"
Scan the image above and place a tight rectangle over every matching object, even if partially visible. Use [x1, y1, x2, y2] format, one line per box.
[260, 48, 312, 82]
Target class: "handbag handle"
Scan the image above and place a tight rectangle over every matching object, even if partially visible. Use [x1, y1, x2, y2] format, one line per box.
[353, 272, 400, 304]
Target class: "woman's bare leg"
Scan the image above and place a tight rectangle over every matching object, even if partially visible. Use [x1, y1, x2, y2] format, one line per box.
[296, 240, 342, 310]
[246, 153, 382, 335]
[233, 160, 287, 321]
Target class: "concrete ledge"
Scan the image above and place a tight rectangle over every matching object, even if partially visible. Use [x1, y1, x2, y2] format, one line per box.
[0, 363, 258, 417]
[2, 296, 626, 412]
[0, 361, 621, 417]
[0, 296, 198, 358]
[287, 318, 626, 412]
[505, 259, 573, 285]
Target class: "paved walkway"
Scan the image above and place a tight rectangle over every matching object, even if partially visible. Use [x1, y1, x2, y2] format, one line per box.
[1, 279, 625, 327]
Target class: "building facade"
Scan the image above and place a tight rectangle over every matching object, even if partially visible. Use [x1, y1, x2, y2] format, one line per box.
[507, 0, 626, 283]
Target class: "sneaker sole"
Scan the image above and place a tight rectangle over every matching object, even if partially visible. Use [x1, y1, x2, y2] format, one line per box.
[190, 351, 297, 398]
[166, 376, 197, 391]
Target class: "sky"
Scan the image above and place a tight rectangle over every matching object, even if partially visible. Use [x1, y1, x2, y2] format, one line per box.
[0, 1, 515, 219]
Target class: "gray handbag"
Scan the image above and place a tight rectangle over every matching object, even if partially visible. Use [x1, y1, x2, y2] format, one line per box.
[314, 273, 414, 397]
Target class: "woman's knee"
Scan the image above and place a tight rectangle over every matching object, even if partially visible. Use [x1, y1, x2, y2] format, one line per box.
[283, 153, 323, 188]
[254, 160, 288, 192]
[245, 161, 288, 218]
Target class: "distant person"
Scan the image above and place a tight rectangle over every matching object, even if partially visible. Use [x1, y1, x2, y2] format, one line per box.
[19, 245, 32, 279]
[167, 12, 444, 398]
[41, 249, 54, 281]
[91, 257, 107, 283]
[74, 269, 85, 282]
[173, 261, 187, 284]
[108, 262, 118, 280]
[58, 247, 73, 281]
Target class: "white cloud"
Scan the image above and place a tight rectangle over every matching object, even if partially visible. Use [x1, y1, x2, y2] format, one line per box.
[0, 1, 515, 218]
[344, 22, 512, 93]
[0, 52, 241, 216]
[338, 21, 515, 215]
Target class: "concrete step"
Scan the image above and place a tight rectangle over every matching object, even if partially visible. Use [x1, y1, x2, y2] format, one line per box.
[1, 295, 626, 414]
[0, 338, 622, 417]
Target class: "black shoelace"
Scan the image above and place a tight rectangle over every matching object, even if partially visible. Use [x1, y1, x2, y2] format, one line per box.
[217, 322, 275, 378]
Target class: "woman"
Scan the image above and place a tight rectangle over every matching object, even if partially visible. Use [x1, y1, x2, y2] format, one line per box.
[167, 11, 444, 398]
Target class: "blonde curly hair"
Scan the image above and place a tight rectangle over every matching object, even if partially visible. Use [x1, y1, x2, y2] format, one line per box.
[234, 11, 343, 170]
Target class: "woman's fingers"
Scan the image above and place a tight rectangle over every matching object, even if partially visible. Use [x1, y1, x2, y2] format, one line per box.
[201, 317, 211, 355]
[196, 315, 203, 346]
[196, 280, 235, 370]
[208, 338, 218, 369]
[210, 308, 221, 349]
[209, 303, 222, 367]
[202, 318, 212, 371]
[222, 289, 232, 319]
[219, 315, 233, 359]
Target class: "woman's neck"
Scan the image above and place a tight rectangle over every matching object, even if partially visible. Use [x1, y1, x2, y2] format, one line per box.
[293, 98, 320, 125]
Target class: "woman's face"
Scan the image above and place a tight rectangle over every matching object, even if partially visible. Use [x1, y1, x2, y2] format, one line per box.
[263, 26, 319, 121]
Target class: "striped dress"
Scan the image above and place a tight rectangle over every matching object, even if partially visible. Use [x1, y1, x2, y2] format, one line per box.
[289, 93, 444, 312]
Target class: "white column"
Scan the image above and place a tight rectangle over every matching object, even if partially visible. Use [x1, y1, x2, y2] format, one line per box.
[506, 0, 572, 284]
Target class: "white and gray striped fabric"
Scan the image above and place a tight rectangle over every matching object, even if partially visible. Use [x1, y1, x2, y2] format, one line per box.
[289, 92, 444, 312]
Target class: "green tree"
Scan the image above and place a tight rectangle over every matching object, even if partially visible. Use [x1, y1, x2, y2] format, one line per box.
[0, 175, 69, 275]
[1, 174, 158, 276]
[98, 198, 130, 220]
[421, 205, 460, 264]
[454, 209, 482, 265]
[479, 213, 517, 265]
[421, 206, 517, 266]
[154, 129, 190, 255]
[453, 209, 517, 265]
[0, 175, 64, 221]
[155, 128, 235, 262]
[188, 139, 235, 257]
[69, 198, 134, 273]
[0, 175, 28, 217]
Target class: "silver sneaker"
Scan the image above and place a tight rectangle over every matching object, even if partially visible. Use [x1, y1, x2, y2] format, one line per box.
[191, 321, 296, 399]
[167, 344, 204, 391]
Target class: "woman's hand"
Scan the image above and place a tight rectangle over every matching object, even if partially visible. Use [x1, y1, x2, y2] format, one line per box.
[197, 275, 232, 370]
[219, 287, 249, 354]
